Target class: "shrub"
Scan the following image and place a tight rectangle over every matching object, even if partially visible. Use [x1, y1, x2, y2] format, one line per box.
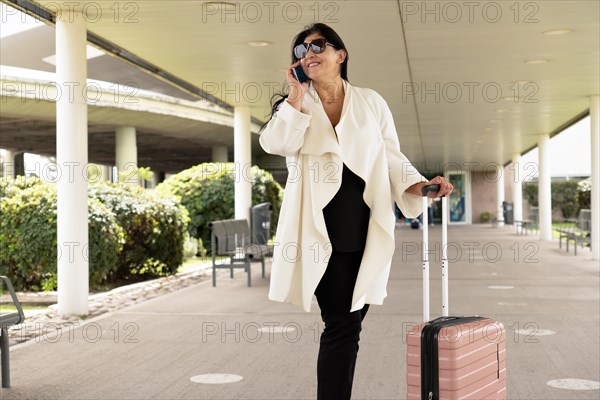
[521, 179, 587, 219]
[0, 182, 57, 291]
[0, 180, 123, 292]
[0, 176, 43, 198]
[522, 181, 538, 207]
[89, 181, 189, 279]
[156, 163, 283, 251]
[480, 211, 492, 223]
[88, 198, 124, 288]
[551, 180, 580, 219]
[578, 179, 591, 211]
[0, 178, 188, 292]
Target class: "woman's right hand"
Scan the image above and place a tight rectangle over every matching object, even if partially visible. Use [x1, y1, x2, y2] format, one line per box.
[286, 60, 310, 111]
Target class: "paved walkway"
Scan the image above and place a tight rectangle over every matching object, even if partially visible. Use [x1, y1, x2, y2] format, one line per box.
[2, 224, 599, 399]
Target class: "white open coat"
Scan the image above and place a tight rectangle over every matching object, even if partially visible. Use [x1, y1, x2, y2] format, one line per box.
[259, 79, 430, 313]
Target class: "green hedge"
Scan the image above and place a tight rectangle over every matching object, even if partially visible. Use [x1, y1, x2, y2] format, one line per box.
[0, 175, 43, 198]
[522, 182, 538, 207]
[0, 178, 189, 292]
[156, 163, 283, 251]
[0, 179, 123, 291]
[578, 179, 591, 211]
[87, 198, 124, 287]
[551, 180, 580, 219]
[89, 181, 189, 279]
[522, 179, 589, 219]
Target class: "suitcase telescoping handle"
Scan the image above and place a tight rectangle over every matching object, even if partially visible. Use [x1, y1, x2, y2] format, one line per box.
[421, 184, 449, 322]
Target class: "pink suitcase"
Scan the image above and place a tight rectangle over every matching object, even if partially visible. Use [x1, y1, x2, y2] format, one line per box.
[405, 185, 507, 399]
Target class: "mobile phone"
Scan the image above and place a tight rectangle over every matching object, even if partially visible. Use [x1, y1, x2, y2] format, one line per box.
[292, 65, 310, 83]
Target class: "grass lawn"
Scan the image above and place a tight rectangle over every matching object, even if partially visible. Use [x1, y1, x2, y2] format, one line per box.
[179, 255, 228, 273]
[1, 304, 50, 316]
[510, 222, 580, 240]
[552, 221, 577, 240]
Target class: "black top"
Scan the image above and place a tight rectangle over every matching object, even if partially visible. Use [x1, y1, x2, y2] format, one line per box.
[323, 163, 371, 252]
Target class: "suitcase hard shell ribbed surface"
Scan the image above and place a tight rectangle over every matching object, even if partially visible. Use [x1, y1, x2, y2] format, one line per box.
[406, 318, 507, 400]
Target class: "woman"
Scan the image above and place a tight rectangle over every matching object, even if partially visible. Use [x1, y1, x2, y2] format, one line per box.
[259, 23, 453, 399]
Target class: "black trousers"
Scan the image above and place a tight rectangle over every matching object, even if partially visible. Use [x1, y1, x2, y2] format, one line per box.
[314, 249, 370, 400]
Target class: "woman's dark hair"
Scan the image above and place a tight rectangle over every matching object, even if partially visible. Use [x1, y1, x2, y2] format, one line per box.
[259, 23, 350, 132]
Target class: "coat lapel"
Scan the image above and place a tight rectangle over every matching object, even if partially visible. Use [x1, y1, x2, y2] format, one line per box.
[299, 79, 350, 156]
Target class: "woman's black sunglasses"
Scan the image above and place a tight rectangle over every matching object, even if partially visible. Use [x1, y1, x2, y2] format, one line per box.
[294, 38, 335, 59]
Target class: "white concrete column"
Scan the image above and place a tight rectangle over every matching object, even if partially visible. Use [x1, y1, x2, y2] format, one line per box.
[496, 164, 505, 226]
[56, 8, 88, 316]
[115, 126, 138, 186]
[1, 149, 14, 178]
[212, 145, 228, 162]
[101, 165, 111, 182]
[511, 153, 523, 223]
[234, 106, 252, 222]
[538, 133, 552, 241]
[150, 171, 161, 188]
[590, 96, 599, 260]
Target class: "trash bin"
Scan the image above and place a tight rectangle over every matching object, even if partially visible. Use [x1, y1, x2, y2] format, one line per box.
[502, 201, 514, 225]
[251, 202, 272, 244]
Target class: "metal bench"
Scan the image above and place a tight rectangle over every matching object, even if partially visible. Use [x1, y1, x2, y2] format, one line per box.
[0, 276, 25, 388]
[557, 218, 578, 250]
[515, 206, 538, 235]
[208, 219, 273, 287]
[558, 209, 592, 255]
